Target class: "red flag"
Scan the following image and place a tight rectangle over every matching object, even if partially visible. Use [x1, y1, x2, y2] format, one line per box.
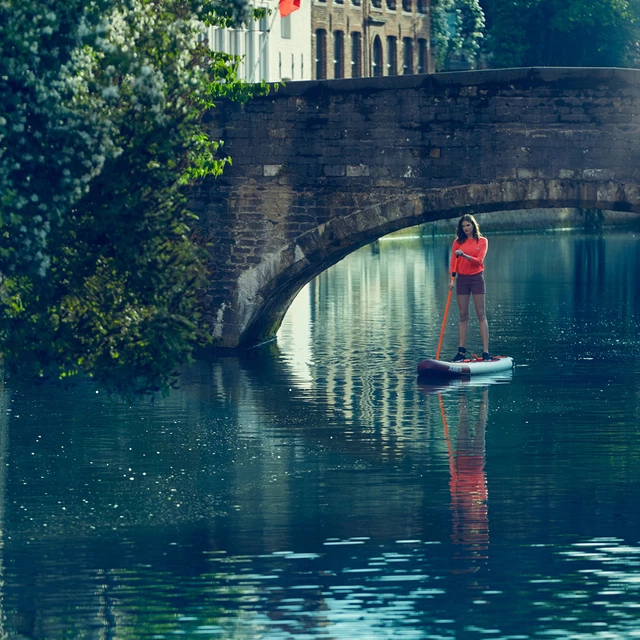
[279, 0, 300, 17]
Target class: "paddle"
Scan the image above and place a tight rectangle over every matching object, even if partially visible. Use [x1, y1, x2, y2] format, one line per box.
[437, 393, 455, 466]
[435, 259, 458, 361]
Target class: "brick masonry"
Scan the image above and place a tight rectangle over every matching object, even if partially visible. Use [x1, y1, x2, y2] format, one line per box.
[190, 67, 640, 349]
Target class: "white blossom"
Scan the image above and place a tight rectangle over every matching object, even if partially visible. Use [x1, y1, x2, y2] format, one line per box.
[101, 84, 119, 99]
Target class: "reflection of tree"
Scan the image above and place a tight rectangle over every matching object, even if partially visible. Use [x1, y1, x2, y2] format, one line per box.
[488, 233, 639, 360]
[438, 387, 489, 575]
[0, 385, 7, 639]
[573, 236, 606, 306]
[6, 561, 252, 638]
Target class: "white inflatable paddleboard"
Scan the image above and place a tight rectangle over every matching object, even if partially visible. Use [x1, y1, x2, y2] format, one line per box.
[417, 355, 514, 377]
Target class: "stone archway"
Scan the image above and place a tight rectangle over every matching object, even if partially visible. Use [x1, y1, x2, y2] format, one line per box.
[232, 179, 640, 347]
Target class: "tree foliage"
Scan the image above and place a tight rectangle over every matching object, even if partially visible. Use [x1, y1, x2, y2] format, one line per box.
[482, 0, 640, 68]
[432, 0, 486, 71]
[0, 0, 266, 394]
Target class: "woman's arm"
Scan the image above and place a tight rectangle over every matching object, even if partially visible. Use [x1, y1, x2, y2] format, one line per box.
[449, 240, 460, 275]
[459, 237, 487, 266]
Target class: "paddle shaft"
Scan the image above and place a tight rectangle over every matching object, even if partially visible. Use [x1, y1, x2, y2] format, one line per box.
[437, 393, 456, 479]
[435, 260, 458, 361]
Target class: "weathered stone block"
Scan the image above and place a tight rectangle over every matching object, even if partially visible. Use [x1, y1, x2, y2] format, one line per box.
[347, 164, 370, 177]
[323, 165, 346, 177]
[263, 165, 282, 177]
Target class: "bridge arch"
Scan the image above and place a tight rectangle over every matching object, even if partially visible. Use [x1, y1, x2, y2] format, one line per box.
[234, 180, 640, 346]
[194, 67, 640, 349]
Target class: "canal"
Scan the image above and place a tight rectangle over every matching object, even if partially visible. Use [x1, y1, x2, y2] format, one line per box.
[2, 228, 640, 638]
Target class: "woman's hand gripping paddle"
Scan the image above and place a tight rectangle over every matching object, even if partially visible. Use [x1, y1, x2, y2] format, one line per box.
[435, 260, 457, 361]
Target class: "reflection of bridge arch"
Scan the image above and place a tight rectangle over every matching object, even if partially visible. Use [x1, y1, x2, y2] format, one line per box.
[199, 67, 640, 348]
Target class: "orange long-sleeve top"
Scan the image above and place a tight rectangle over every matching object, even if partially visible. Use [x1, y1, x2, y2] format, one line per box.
[449, 237, 488, 276]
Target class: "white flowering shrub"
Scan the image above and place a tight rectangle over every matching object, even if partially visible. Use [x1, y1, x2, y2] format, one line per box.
[0, 0, 267, 394]
[0, 0, 112, 274]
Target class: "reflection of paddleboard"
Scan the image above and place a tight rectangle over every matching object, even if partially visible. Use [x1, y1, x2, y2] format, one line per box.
[417, 369, 514, 394]
[417, 356, 514, 377]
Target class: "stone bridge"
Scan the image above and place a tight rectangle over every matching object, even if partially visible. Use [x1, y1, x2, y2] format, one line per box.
[192, 67, 640, 349]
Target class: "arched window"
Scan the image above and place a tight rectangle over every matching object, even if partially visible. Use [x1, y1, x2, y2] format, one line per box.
[316, 29, 327, 79]
[402, 0, 412, 11]
[403, 37, 413, 74]
[351, 32, 362, 78]
[334, 31, 344, 78]
[372, 36, 383, 76]
[418, 38, 427, 73]
[386, 0, 396, 10]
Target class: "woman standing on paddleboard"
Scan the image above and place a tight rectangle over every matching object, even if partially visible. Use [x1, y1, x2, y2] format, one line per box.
[449, 214, 490, 362]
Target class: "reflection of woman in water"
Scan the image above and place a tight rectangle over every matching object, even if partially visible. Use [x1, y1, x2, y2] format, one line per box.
[436, 386, 489, 576]
[449, 215, 490, 362]
[449, 387, 489, 561]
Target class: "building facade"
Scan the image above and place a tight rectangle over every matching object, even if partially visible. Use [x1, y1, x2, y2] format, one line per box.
[312, 0, 432, 80]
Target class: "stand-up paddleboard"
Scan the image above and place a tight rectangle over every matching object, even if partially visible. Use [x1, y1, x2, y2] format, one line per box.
[417, 355, 514, 377]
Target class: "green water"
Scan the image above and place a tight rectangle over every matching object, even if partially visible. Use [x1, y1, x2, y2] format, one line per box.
[2, 230, 640, 638]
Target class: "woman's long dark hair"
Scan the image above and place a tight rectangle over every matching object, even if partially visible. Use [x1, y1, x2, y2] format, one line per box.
[456, 214, 483, 243]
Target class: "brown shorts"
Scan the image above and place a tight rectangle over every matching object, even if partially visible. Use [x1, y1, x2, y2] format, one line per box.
[456, 273, 486, 295]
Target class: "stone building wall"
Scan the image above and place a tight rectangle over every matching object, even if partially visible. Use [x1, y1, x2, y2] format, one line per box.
[311, 0, 431, 79]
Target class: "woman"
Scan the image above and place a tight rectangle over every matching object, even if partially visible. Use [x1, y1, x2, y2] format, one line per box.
[448, 214, 491, 362]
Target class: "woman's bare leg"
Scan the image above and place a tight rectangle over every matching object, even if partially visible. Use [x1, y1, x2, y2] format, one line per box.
[473, 293, 489, 353]
[457, 294, 470, 349]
